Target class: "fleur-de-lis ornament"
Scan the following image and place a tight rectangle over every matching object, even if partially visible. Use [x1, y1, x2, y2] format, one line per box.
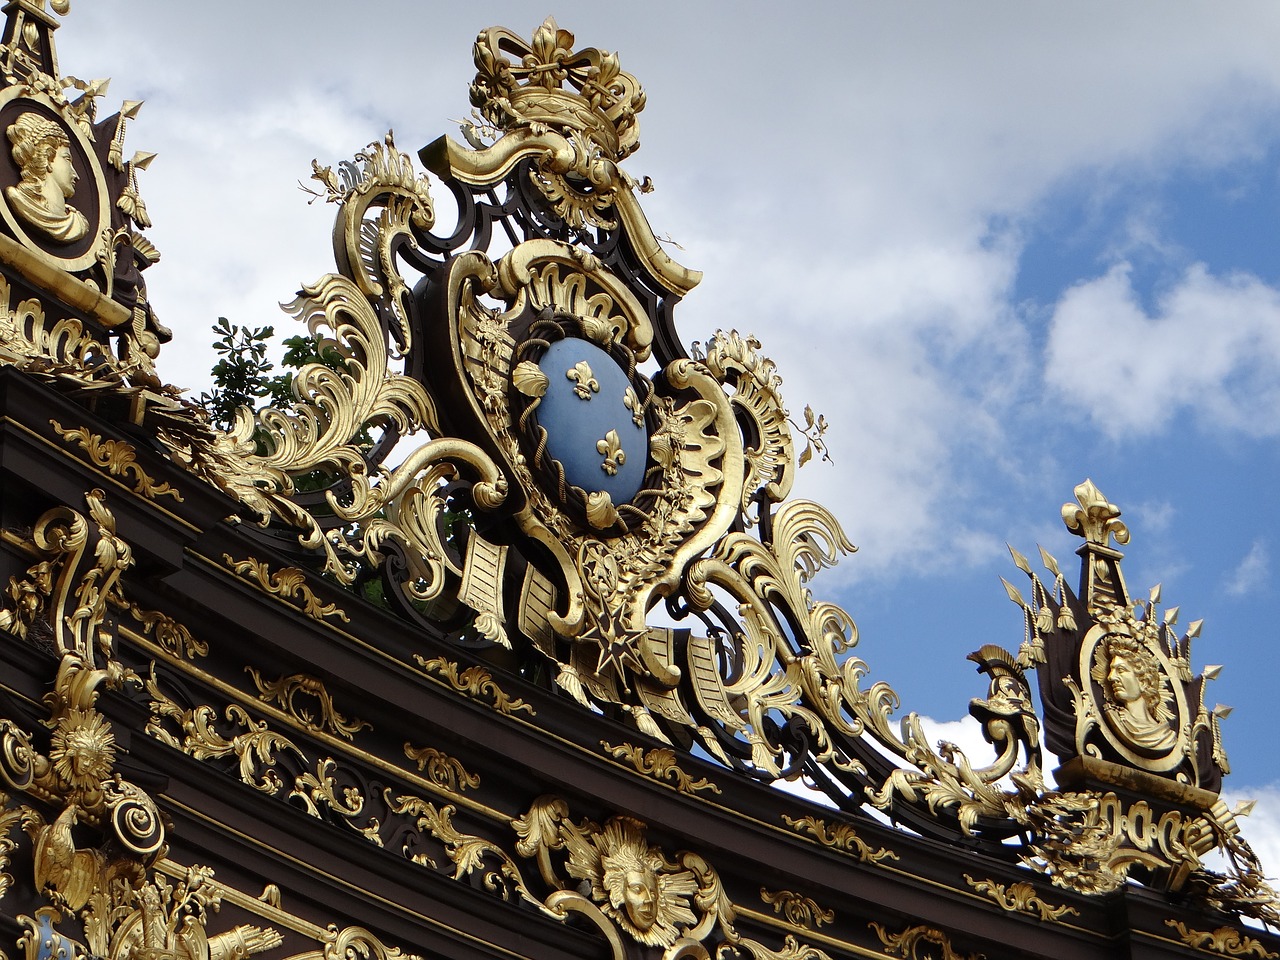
[567, 361, 600, 400]
[597, 430, 625, 475]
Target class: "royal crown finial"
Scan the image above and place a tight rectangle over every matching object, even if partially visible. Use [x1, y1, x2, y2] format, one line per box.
[469, 17, 645, 162]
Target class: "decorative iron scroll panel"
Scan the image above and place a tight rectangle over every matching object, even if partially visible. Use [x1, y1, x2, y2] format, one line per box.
[0, 8, 1274, 959]
[166, 18, 1269, 913]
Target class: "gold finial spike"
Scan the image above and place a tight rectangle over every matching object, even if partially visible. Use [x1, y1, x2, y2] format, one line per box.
[1007, 544, 1032, 575]
[1061, 478, 1130, 548]
[1235, 800, 1257, 819]
[1000, 577, 1027, 608]
[1187, 618, 1204, 638]
[130, 150, 157, 170]
[1164, 605, 1179, 626]
[1213, 704, 1233, 719]
[1037, 544, 1062, 578]
[1149, 583, 1162, 605]
[1202, 664, 1223, 681]
[120, 99, 143, 119]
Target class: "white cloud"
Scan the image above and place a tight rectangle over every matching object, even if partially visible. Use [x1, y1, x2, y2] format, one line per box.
[1226, 540, 1270, 597]
[42, 1, 1280, 582]
[1046, 262, 1280, 438]
[1222, 784, 1280, 883]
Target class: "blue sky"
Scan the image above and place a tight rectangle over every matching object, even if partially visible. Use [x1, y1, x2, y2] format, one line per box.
[54, 2, 1280, 862]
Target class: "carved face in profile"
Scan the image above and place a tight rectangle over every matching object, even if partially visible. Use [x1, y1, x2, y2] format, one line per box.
[49, 143, 77, 199]
[5, 111, 88, 242]
[623, 865, 659, 930]
[1095, 631, 1178, 753]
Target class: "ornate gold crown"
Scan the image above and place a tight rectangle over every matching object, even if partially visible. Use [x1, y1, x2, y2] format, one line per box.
[469, 17, 645, 161]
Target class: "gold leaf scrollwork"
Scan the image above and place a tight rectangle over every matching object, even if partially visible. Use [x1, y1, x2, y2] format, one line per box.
[246, 668, 371, 740]
[870, 923, 983, 960]
[599, 741, 721, 796]
[145, 669, 304, 795]
[413, 655, 534, 716]
[0, 275, 110, 379]
[123, 603, 207, 659]
[320, 925, 424, 960]
[403, 742, 479, 793]
[386, 793, 542, 909]
[758, 888, 834, 929]
[221, 555, 350, 624]
[290, 758, 382, 846]
[721, 934, 836, 960]
[962, 874, 1078, 922]
[781, 815, 897, 865]
[0, 490, 131, 659]
[1165, 921, 1279, 958]
[51, 421, 182, 501]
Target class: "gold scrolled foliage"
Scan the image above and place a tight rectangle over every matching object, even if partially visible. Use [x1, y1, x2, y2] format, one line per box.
[698, 331, 797, 521]
[246, 669, 371, 741]
[1020, 791, 1208, 895]
[1165, 921, 1279, 959]
[0, 793, 33, 900]
[122, 602, 207, 659]
[0, 273, 103, 372]
[221, 556, 350, 625]
[780, 815, 896, 866]
[758, 889, 835, 930]
[146, 668, 304, 796]
[51, 421, 182, 501]
[413, 655, 534, 717]
[599, 741, 721, 796]
[0, 489, 130, 660]
[962, 874, 1078, 923]
[0, 494, 173, 919]
[402, 742, 479, 794]
[145, 672, 483, 859]
[862, 647, 1044, 835]
[303, 925, 423, 960]
[162, 138, 505, 597]
[387, 792, 544, 909]
[870, 923, 982, 960]
[290, 758, 382, 847]
[316, 134, 435, 349]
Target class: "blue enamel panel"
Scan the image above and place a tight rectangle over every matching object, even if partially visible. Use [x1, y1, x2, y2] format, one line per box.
[535, 338, 647, 504]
